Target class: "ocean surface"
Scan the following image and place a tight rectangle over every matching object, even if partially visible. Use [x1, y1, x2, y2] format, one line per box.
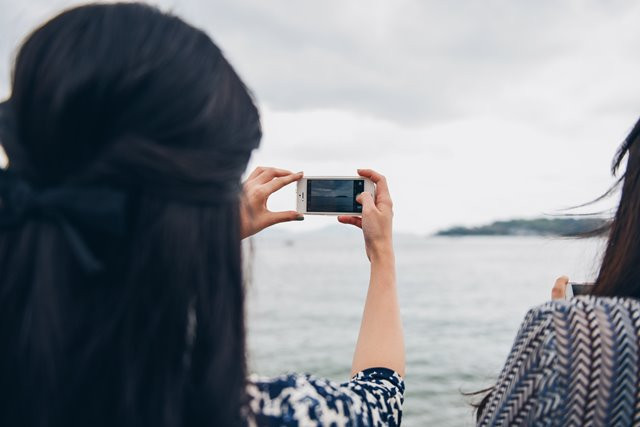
[245, 229, 604, 426]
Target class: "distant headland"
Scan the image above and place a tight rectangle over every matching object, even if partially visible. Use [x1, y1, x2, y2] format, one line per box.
[435, 218, 607, 237]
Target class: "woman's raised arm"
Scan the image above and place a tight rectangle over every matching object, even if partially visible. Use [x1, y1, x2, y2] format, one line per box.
[338, 169, 405, 377]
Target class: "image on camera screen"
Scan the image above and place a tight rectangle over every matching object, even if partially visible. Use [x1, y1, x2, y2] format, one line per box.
[307, 179, 365, 213]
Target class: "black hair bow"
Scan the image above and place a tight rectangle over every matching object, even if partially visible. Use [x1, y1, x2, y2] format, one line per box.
[0, 169, 127, 273]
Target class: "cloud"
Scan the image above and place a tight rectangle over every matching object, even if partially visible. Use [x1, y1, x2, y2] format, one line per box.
[167, 0, 640, 127]
[2, 0, 640, 126]
[0, 0, 638, 232]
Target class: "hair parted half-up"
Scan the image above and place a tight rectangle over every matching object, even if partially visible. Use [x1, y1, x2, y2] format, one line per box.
[0, 3, 261, 427]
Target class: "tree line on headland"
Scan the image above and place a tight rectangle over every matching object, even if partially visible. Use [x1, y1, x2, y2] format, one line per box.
[436, 218, 607, 237]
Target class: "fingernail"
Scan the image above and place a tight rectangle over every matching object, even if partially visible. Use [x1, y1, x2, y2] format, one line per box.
[295, 216, 305, 221]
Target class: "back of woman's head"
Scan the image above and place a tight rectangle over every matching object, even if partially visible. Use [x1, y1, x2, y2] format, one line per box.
[0, 3, 260, 426]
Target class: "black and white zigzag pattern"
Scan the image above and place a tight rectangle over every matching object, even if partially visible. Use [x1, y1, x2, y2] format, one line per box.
[478, 296, 640, 426]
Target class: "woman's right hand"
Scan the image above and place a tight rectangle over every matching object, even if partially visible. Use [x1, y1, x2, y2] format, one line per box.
[338, 169, 394, 262]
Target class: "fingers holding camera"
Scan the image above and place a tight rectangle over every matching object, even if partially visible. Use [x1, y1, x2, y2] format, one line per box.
[240, 167, 304, 239]
[246, 165, 291, 180]
[339, 170, 394, 262]
[551, 276, 569, 300]
[245, 166, 268, 181]
[357, 191, 376, 211]
[338, 215, 362, 229]
[250, 168, 395, 260]
[254, 167, 296, 184]
[263, 171, 303, 194]
[336, 192, 376, 233]
[270, 210, 305, 225]
[358, 168, 393, 209]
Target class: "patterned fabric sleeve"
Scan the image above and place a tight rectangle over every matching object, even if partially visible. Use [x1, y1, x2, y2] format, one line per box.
[478, 297, 640, 426]
[477, 304, 562, 426]
[245, 367, 404, 426]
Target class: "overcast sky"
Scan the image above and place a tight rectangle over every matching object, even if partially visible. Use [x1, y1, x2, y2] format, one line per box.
[1, 0, 639, 234]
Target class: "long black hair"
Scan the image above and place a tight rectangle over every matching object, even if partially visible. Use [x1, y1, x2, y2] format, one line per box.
[591, 116, 640, 298]
[0, 3, 260, 426]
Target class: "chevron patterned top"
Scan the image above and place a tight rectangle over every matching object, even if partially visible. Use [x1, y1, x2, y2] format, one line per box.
[478, 296, 640, 426]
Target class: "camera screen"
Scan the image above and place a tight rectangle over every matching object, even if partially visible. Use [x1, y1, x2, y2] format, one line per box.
[307, 179, 365, 213]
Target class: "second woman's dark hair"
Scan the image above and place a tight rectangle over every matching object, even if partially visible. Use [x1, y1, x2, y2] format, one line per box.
[0, 3, 260, 427]
[591, 116, 640, 299]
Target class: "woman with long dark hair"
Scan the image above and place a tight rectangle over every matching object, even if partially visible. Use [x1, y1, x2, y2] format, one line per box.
[474, 119, 640, 425]
[0, 3, 404, 426]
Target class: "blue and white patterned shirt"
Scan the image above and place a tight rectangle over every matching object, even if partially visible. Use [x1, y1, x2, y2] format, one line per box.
[245, 367, 404, 426]
[478, 296, 640, 426]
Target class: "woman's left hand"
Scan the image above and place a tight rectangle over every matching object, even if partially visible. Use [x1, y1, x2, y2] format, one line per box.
[240, 167, 304, 239]
[551, 276, 569, 300]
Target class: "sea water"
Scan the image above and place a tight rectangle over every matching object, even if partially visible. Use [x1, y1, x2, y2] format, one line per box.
[246, 230, 604, 426]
